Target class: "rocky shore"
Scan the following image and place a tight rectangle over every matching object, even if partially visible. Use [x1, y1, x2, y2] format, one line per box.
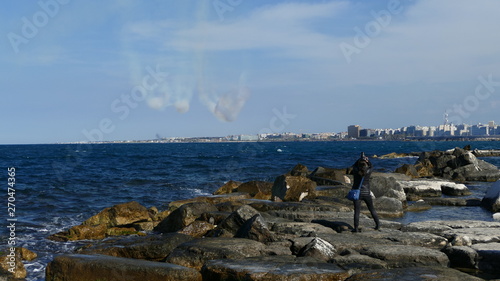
[2, 147, 500, 281]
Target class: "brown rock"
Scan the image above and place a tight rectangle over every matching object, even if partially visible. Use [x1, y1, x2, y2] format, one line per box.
[0, 249, 26, 279]
[154, 202, 218, 233]
[272, 175, 317, 202]
[83, 201, 150, 227]
[213, 180, 241, 195]
[178, 221, 215, 238]
[237, 181, 273, 198]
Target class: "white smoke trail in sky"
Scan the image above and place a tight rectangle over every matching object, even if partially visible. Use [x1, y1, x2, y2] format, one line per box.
[125, 1, 251, 122]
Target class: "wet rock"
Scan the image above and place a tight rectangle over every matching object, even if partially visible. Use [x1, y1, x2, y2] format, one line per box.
[213, 180, 241, 195]
[247, 200, 351, 222]
[442, 246, 478, 269]
[360, 245, 449, 268]
[154, 202, 218, 233]
[346, 266, 484, 281]
[406, 200, 432, 212]
[45, 254, 202, 281]
[165, 237, 268, 270]
[49, 224, 108, 241]
[77, 233, 194, 261]
[237, 181, 273, 200]
[83, 201, 150, 227]
[168, 193, 251, 210]
[401, 220, 500, 236]
[296, 237, 336, 261]
[482, 180, 500, 212]
[422, 197, 482, 206]
[0, 249, 26, 279]
[201, 256, 350, 281]
[471, 242, 500, 275]
[271, 175, 317, 202]
[234, 214, 276, 243]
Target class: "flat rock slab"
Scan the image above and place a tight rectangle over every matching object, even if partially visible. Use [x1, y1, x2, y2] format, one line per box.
[402, 220, 500, 235]
[45, 254, 202, 281]
[442, 228, 500, 244]
[361, 245, 449, 268]
[271, 222, 337, 236]
[299, 233, 395, 253]
[360, 229, 448, 249]
[202, 256, 350, 281]
[165, 237, 268, 270]
[347, 266, 484, 281]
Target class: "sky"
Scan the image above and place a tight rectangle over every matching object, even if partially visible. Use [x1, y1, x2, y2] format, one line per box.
[1, 0, 500, 144]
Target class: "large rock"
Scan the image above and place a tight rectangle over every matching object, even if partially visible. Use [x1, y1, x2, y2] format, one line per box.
[237, 181, 273, 199]
[482, 180, 500, 212]
[442, 246, 478, 269]
[215, 205, 261, 236]
[201, 256, 350, 281]
[471, 242, 500, 275]
[45, 254, 202, 281]
[154, 202, 218, 233]
[360, 245, 449, 268]
[83, 201, 150, 227]
[271, 175, 317, 202]
[372, 196, 404, 218]
[234, 214, 276, 243]
[165, 237, 268, 270]
[309, 167, 348, 185]
[369, 173, 407, 202]
[296, 237, 336, 261]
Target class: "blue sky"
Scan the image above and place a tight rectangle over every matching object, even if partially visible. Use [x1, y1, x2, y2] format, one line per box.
[1, 0, 500, 144]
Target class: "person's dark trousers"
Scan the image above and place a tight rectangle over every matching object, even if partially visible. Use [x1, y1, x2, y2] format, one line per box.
[353, 194, 380, 231]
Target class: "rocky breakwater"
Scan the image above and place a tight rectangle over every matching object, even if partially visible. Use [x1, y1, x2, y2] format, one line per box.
[392, 147, 500, 182]
[44, 165, 500, 280]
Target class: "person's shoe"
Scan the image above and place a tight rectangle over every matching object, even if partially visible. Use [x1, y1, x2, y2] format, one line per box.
[374, 224, 380, 230]
[351, 228, 361, 233]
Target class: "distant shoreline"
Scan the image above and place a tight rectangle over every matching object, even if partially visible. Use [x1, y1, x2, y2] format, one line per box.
[54, 136, 500, 145]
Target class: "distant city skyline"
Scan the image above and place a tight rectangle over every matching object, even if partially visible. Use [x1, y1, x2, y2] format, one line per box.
[2, 1, 500, 144]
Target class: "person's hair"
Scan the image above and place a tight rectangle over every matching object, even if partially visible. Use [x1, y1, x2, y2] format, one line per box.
[357, 159, 370, 176]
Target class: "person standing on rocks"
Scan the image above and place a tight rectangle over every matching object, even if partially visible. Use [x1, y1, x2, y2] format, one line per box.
[350, 152, 380, 232]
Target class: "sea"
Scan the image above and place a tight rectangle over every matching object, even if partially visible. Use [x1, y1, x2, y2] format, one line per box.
[1, 140, 499, 281]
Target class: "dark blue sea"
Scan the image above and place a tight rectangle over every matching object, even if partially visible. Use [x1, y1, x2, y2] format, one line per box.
[1, 141, 499, 280]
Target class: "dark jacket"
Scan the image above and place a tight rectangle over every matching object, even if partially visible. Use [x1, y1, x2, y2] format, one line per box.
[350, 160, 372, 198]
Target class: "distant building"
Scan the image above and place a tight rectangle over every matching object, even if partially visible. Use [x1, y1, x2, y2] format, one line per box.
[348, 125, 361, 138]
[471, 124, 489, 136]
[360, 129, 375, 138]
